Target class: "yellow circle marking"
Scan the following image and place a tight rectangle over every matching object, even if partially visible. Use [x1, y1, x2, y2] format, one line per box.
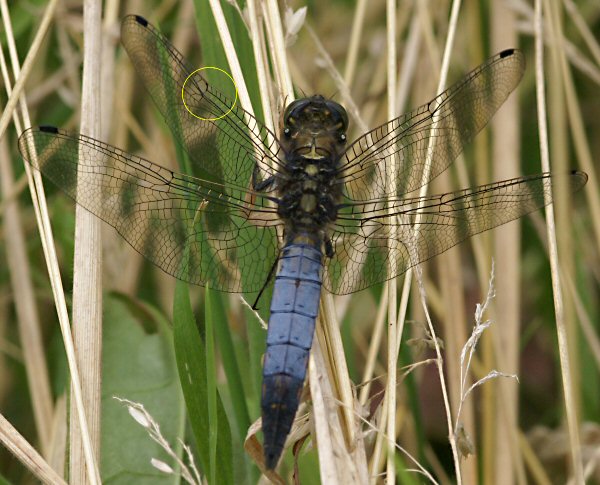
[181, 67, 238, 121]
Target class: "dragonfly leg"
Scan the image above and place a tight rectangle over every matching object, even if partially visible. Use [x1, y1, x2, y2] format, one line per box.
[251, 251, 281, 310]
[324, 235, 334, 258]
[253, 169, 278, 192]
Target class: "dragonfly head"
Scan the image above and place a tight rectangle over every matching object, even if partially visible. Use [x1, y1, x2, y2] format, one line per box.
[281, 95, 349, 158]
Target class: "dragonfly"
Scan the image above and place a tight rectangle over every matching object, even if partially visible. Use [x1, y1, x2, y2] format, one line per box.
[18, 15, 587, 470]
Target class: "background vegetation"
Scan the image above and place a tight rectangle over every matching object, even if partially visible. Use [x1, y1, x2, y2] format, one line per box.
[0, 0, 598, 483]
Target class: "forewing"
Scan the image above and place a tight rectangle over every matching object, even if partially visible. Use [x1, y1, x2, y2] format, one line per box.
[19, 127, 282, 293]
[120, 15, 282, 190]
[325, 171, 588, 294]
[340, 50, 526, 200]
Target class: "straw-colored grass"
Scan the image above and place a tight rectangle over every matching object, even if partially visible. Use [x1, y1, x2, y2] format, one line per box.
[1, 1, 598, 484]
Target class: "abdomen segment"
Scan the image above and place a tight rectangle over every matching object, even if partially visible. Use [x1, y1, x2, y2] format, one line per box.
[261, 243, 322, 469]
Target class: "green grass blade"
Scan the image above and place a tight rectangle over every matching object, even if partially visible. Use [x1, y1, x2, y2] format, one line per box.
[192, 0, 261, 115]
[173, 281, 233, 484]
[204, 286, 217, 485]
[210, 291, 251, 437]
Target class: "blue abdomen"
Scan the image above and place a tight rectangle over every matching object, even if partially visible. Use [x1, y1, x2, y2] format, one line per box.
[261, 243, 322, 469]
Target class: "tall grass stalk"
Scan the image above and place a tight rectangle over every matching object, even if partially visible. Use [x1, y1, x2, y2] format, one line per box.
[384, 0, 399, 482]
[535, 0, 584, 482]
[0, 6, 53, 459]
[1, 0, 101, 482]
[490, 3, 523, 484]
[68, 2, 104, 483]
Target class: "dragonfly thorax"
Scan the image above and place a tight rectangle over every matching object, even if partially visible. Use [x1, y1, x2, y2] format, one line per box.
[274, 96, 348, 244]
[276, 152, 340, 237]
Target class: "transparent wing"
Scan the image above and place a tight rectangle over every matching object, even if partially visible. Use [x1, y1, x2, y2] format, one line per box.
[121, 15, 282, 191]
[340, 49, 526, 200]
[324, 171, 588, 294]
[19, 126, 282, 293]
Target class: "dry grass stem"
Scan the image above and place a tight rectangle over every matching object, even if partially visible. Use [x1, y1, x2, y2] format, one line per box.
[68, 2, 105, 483]
[553, 38, 600, 258]
[563, 272, 600, 370]
[395, 10, 421, 115]
[534, 0, 584, 482]
[0, 413, 67, 485]
[343, 0, 367, 87]
[264, 0, 293, 99]
[0, 137, 53, 452]
[0, 11, 56, 456]
[517, 431, 553, 485]
[240, 296, 268, 329]
[414, 263, 461, 480]
[351, 396, 439, 484]
[562, 0, 600, 67]
[508, 0, 600, 87]
[318, 293, 357, 451]
[209, 0, 255, 118]
[47, 395, 68, 477]
[358, 285, 388, 406]
[490, 2, 523, 482]
[246, 0, 277, 134]
[2, 1, 100, 482]
[25, 59, 82, 106]
[368, 0, 466, 479]
[384, 0, 399, 481]
[0, 0, 57, 139]
[393, 0, 466, 481]
[0, 170, 28, 214]
[309, 339, 368, 484]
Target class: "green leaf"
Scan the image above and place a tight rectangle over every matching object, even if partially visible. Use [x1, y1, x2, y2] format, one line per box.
[204, 287, 218, 485]
[209, 290, 251, 438]
[173, 281, 233, 485]
[101, 294, 184, 484]
[193, 0, 261, 116]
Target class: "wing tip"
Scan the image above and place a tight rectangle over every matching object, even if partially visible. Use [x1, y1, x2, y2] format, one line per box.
[122, 14, 148, 27]
[571, 169, 589, 188]
[39, 125, 59, 134]
[497, 48, 525, 69]
[133, 14, 148, 26]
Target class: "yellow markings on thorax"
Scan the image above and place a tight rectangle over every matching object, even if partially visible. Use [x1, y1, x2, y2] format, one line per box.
[305, 163, 319, 176]
[304, 143, 324, 160]
[303, 179, 318, 191]
[300, 193, 317, 212]
[300, 163, 319, 213]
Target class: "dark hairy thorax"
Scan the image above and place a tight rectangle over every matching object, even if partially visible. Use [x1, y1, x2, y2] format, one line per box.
[275, 95, 349, 248]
